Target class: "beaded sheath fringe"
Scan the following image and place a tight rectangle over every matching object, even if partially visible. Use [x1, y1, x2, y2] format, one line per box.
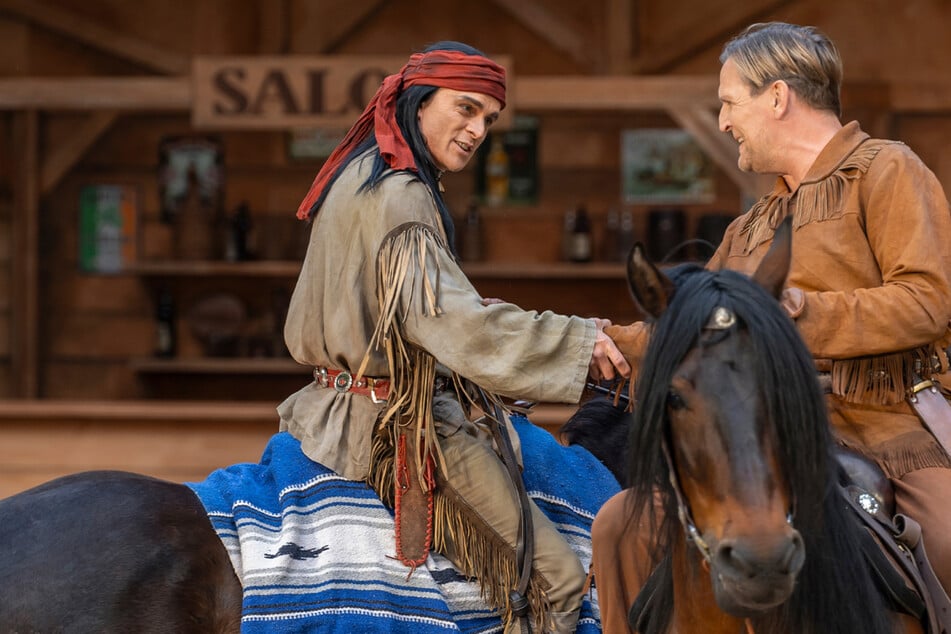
[359, 222, 553, 631]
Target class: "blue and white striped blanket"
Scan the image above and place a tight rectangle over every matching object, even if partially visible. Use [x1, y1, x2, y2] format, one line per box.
[187, 415, 620, 633]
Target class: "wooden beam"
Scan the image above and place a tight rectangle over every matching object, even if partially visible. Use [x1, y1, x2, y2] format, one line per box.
[41, 111, 119, 195]
[630, 0, 788, 74]
[308, 0, 389, 53]
[666, 104, 771, 199]
[514, 75, 721, 110]
[257, 0, 290, 54]
[604, 0, 634, 74]
[0, 73, 902, 118]
[890, 82, 951, 113]
[11, 110, 39, 397]
[490, 0, 593, 70]
[0, 0, 189, 75]
[0, 75, 722, 112]
[0, 77, 190, 110]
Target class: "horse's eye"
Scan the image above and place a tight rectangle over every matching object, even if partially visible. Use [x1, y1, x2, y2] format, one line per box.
[667, 390, 687, 410]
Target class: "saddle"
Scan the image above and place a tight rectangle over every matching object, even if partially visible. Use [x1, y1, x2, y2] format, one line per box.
[836, 446, 951, 634]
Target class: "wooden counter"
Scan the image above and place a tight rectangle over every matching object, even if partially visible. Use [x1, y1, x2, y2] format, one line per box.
[0, 399, 573, 497]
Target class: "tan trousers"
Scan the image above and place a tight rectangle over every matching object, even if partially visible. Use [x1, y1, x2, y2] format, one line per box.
[436, 414, 586, 633]
[893, 466, 951, 594]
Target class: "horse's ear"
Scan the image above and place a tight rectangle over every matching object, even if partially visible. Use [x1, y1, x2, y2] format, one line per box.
[626, 243, 676, 319]
[751, 215, 792, 300]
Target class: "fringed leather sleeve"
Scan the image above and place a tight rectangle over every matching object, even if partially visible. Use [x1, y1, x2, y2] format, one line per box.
[358, 221, 448, 486]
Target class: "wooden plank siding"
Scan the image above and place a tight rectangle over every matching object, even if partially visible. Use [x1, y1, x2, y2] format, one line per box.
[0, 0, 951, 494]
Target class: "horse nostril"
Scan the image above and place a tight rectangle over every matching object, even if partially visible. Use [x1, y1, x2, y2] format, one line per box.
[781, 531, 805, 575]
[715, 531, 805, 578]
[715, 541, 755, 577]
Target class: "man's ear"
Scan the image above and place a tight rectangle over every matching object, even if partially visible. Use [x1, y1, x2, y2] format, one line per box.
[772, 80, 790, 116]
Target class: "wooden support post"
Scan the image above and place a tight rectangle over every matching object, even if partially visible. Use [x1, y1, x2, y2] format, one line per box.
[11, 110, 39, 397]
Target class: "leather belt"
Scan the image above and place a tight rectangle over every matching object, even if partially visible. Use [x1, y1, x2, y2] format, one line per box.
[314, 366, 389, 403]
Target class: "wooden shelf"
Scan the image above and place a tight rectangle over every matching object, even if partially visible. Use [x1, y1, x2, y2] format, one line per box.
[129, 260, 302, 277]
[130, 259, 625, 280]
[0, 397, 574, 435]
[462, 261, 625, 279]
[0, 398, 281, 424]
[131, 357, 309, 375]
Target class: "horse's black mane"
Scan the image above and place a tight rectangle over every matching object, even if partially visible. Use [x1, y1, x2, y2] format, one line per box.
[623, 265, 896, 634]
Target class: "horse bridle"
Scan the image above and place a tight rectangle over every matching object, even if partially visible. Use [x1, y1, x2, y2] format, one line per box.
[660, 436, 715, 563]
[662, 306, 797, 565]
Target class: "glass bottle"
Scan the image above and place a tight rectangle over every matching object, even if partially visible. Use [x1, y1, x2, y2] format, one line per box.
[485, 135, 509, 206]
[561, 208, 577, 261]
[154, 290, 176, 358]
[617, 208, 636, 261]
[462, 199, 483, 261]
[569, 205, 593, 263]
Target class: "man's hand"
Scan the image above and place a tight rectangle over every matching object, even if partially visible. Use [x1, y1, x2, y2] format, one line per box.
[589, 318, 632, 382]
[780, 287, 804, 319]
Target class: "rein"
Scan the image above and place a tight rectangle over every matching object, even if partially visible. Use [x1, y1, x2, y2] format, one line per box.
[474, 387, 535, 631]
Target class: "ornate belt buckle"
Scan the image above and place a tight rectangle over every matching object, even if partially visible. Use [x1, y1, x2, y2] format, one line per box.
[333, 371, 353, 393]
[369, 380, 385, 404]
[314, 367, 329, 387]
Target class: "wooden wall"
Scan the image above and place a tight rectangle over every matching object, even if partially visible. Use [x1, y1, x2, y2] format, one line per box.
[2, 0, 951, 491]
[0, 114, 10, 399]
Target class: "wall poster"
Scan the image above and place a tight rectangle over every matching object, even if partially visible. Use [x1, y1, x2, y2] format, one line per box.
[621, 129, 715, 204]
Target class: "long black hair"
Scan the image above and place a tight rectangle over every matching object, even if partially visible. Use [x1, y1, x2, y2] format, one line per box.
[627, 265, 895, 634]
[310, 41, 489, 253]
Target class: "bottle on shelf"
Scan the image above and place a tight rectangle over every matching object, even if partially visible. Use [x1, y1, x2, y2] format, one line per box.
[561, 207, 577, 261]
[601, 207, 620, 262]
[461, 199, 484, 262]
[568, 204, 593, 263]
[484, 135, 509, 207]
[154, 289, 177, 358]
[616, 208, 636, 261]
[225, 201, 253, 262]
[174, 165, 219, 260]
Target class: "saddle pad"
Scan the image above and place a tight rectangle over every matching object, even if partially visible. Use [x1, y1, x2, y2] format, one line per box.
[187, 415, 621, 633]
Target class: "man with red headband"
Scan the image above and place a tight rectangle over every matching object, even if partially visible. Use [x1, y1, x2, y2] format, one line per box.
[279, 41, 630, 633]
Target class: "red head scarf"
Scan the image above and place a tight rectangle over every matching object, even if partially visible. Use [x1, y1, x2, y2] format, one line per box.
[296, 50, 507, 220]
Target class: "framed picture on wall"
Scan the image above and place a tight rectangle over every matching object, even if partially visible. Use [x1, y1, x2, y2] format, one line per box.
[472, 115, 539, 206]
[621, 129, 715, 203]
[78, 184, 139, 274]
[158, 136, 224, 222]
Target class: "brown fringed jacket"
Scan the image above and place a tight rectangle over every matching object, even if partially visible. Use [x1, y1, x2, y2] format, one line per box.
[708, 121, 951, 477]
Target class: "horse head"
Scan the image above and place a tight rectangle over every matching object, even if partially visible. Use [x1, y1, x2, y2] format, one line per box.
[626, 217, 834, 620]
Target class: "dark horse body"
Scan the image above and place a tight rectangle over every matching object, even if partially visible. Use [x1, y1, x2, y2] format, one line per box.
[0, 470, 242, 632]
[564, 219, 925, 633]
[0, 417, 614, 632]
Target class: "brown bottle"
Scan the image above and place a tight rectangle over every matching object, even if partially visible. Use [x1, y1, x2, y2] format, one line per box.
[568, 205, 593, 263]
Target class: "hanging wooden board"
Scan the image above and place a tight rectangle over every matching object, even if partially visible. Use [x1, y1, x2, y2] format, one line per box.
[192, 55, 514, 130]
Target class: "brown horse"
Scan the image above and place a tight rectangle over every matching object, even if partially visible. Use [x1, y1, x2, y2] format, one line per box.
[609, 219, 926, 634]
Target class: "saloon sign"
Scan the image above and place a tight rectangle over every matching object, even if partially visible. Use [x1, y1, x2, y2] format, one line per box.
[192, 56, 513, 130]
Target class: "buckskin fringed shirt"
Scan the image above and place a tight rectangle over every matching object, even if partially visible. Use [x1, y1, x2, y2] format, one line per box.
[709, 121, 951, 477]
